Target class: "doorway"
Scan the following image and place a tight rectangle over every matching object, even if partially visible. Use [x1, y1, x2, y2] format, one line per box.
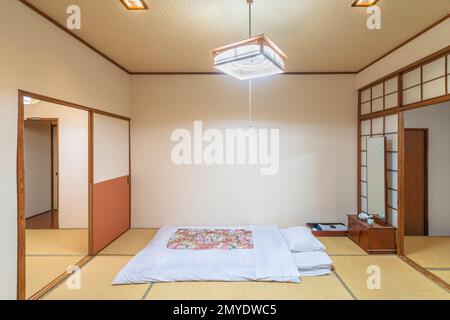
[404, 129, 428, 236]
[25, 119, 59, 229]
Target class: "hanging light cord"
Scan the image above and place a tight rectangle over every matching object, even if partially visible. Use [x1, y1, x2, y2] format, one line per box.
[248, 0, 252, 38]
[248, 0, 253, 128]
[249, 80, 252, 127]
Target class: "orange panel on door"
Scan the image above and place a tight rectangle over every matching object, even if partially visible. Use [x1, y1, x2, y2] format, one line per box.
[92, 175, 130, 254]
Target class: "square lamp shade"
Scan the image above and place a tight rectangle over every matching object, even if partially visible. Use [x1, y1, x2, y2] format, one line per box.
[212, 34, 288, 80]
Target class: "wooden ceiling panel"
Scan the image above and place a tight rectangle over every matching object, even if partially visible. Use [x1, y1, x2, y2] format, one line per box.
[23, 0, 450, 73]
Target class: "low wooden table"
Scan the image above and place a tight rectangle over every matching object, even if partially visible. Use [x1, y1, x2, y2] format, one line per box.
[347, 214, 397, 254]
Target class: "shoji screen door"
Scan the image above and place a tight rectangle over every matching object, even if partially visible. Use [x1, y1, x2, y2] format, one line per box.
[92, 114, 130, 254]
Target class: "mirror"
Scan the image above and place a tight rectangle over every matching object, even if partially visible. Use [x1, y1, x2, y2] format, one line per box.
[24, 97, 89, 299]
[403, 101, 450, 286]
[366, 137, 387, 221]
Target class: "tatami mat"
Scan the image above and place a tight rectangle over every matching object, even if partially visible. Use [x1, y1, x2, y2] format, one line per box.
[429, 270, 450, 285]
[38, 232, 449, 300]
[405, 236, 450, 268]
[42, 256, 149, 300]
[26, 229, 88, 256]
[146, 274, 353, 300]
[332, 255, 449, 300]
[26, 256, 85, 299]
[99, 229, 158, 255]
[317, 237, 367, 256]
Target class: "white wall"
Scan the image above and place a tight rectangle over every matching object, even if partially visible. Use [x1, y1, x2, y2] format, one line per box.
[131, 75, 357, 228]
[0, 1, 130, 299]
[404, 101, 450, 236]
[357, 18, 450, 88]
[94, 114, 130, 184]
[25, 102, 89, 229]
[24, 121, 52, 218]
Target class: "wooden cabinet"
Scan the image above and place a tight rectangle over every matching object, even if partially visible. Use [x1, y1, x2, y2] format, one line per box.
[347, 215, 396, 254]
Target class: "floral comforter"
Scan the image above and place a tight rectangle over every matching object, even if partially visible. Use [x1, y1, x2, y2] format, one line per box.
[167, 228, 254, 250]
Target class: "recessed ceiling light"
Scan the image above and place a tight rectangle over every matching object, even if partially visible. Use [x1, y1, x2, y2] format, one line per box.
[120, 0, 148, 10]
[351, 0, 379, 7]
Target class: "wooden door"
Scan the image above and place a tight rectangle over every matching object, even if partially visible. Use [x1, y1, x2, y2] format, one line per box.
[404, 129, 428, 236]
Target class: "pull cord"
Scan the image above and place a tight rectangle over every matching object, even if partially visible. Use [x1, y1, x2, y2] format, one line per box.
[248, 0, 253, 128]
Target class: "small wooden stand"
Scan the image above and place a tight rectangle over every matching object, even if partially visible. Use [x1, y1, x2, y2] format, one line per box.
[347, 214, 397, 254]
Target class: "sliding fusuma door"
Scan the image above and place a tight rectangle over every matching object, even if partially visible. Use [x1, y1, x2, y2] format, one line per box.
[92, 114, 130, 254]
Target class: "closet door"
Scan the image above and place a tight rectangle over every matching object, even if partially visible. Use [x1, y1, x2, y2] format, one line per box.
[92, 114, 130, 254]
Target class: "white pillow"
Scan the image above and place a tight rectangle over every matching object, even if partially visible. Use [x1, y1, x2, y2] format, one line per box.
[292, 251, 332, 270]
[292, 251, 332, 276]
[280, 226, 325, 252]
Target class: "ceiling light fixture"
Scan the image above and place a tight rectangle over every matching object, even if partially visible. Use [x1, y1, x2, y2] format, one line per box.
[120, 0, 148, 11]
[23, 97, 40, 105]
[212, 0, 288, 81]
[351, 0, 380, 7]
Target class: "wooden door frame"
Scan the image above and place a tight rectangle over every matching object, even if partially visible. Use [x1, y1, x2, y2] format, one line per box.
[404, 128, 429, 236]
[17, 90, 131, 300]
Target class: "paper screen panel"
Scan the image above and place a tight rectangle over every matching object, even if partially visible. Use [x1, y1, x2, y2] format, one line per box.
[361, 120, 371, 135]
[448, 76, 450, 94]
[361, 181, 367, 197]
[388, 208, 398, 227]
[386, 152, 398, 171]
[386, 134, 398, 152]
[361, 101, 371, 115]
[361, 88, 371, 102]
[372, 83, 383, 99]
[403, 68, 421, 89]
[384, 77, 398, 95]
[423, 77, 446, 100]
[371, 117, 384, 134]
[361, 197, 367, 213]
[387, 171, 398, 190]
[361, 151, 367, 166]
[422, 57, 445, 82]
[361, 136, 367, 150]
[372, 97, 384, 112]
[385, 114, 398, 133]
[388, 189, 398, 210]
[384, 93, 398, 109]
[403, 86, 421, 105]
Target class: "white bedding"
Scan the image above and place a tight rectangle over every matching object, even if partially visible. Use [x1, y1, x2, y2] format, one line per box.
[113, 225, 300, 285]
[292, 251, 333, 276]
